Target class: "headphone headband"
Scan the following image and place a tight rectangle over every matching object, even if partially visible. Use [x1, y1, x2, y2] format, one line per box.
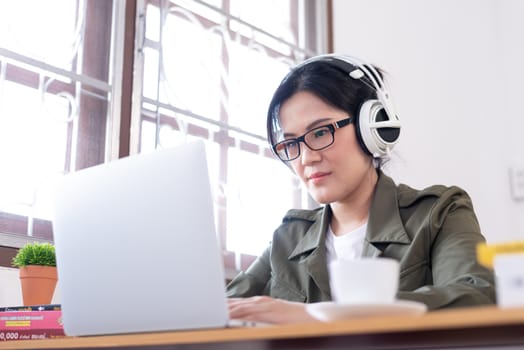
[294, 54, 399, 128]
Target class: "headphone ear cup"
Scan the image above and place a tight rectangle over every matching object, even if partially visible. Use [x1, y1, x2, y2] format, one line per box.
[358, 99, 401, 157]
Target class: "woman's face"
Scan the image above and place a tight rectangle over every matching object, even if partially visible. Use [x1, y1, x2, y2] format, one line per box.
[278, 91, 376, 205]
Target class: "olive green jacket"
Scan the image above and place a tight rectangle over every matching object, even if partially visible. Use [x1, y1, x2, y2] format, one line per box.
[226, 172, 495, 310]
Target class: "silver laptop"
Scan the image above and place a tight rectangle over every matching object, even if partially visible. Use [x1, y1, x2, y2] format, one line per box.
[52, 140, 229, 336]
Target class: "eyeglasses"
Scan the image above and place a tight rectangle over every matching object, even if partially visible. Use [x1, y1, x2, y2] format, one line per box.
[272, 116, 353, 162]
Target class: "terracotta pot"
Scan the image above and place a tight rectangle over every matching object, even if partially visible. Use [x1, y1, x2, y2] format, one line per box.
[19, 265, 58, 306]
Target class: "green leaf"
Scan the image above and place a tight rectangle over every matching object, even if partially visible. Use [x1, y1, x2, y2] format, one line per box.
[12, 242, 56, 267]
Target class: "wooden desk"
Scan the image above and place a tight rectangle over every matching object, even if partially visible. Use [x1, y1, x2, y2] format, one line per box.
[2, 306, 524, 349]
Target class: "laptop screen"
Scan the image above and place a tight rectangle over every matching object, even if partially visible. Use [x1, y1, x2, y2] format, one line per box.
[52, 141, 229, 336]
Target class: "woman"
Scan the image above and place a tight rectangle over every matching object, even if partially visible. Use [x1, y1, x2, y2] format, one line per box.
[226, 54, 495, 324]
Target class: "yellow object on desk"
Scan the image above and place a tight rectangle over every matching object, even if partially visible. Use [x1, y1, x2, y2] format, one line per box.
[477, 241, 524, 269]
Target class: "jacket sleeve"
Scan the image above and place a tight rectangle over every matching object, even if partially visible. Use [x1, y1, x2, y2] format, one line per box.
[225, 245, 272, 297]
[397, 187, 496, 309]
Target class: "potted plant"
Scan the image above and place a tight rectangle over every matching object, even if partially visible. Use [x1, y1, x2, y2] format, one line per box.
[11, 242, 58, 306]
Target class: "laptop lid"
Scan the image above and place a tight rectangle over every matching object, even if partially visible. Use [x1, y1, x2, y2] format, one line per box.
[52, 140, 229, 336]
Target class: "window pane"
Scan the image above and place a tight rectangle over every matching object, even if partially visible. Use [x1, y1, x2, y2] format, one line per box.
[160, 15, 223, 120]
[228, 47, 291, 135]
[0, 81, 71, 220]
[143, 47, 160, 100]
[0, 0, 78, 69]
[229, 0, 297, 54]
[171, 0, 223, 23]
[145, 4, 161, 42]
[138, 0, 323, 257]
[0, 0, 115, 240]
[226, 148, 299, 255]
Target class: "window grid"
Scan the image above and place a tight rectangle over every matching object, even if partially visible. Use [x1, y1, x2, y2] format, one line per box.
[0, 0, 117, 240]
[0, 0, 327, 272]
[134, 0, 322, 269]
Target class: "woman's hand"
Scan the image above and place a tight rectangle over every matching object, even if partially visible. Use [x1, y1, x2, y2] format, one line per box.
[228, 296, 317, 324]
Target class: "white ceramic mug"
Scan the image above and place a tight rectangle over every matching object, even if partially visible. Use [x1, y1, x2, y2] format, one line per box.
[328, 257, 400, 304]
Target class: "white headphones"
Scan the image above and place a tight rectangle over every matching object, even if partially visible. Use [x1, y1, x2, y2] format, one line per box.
[294, 54, 401, 157]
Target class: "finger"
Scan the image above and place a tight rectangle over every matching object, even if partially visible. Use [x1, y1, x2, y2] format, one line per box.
[229, 301, 280, 324]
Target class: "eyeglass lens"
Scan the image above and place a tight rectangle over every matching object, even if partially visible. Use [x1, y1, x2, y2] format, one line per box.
[275, 126, 334, 161]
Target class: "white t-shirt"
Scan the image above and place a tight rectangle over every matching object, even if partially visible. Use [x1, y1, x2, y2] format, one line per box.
[325, 222, 367, 264]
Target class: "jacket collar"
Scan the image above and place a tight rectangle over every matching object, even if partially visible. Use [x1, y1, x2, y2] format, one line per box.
[287, 171, 411, 260]
[284, 171, 411, 296]
[288, 208, 329, 260]
[367, 172, 411, 242]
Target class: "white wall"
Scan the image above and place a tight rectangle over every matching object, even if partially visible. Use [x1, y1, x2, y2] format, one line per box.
[332, 0, 524, 243]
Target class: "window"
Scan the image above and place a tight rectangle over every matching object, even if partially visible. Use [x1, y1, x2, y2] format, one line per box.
[0, 0, 328, 272]
[0, 0, 118, 242]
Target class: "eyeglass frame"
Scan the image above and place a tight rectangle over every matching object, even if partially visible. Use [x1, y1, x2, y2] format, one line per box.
[272, 116, 354, 162]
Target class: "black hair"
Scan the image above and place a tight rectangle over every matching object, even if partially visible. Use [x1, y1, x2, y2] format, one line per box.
[266, 60, 383, 162]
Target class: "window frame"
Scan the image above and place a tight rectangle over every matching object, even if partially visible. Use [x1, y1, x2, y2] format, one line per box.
[130, 0, 329, 273]
[0, 0, 123, 243]
[0, 0, 332, 274]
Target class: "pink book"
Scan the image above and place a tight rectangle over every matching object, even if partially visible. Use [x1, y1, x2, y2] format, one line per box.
[0, 328, 65, 342]
[0, 310, 63, 330]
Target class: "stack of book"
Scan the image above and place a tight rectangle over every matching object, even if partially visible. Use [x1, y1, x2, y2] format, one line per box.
[0, 304, 65, 342]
